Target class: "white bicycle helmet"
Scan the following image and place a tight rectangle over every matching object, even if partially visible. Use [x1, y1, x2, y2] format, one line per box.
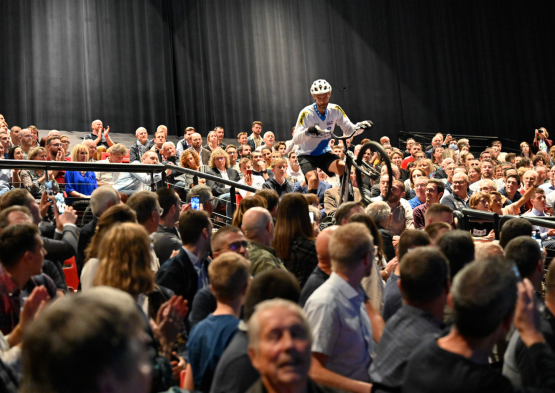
[310, 79, 332, 95]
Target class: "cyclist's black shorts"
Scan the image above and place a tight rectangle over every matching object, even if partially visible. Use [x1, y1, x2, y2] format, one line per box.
[298, 152, 342, 178]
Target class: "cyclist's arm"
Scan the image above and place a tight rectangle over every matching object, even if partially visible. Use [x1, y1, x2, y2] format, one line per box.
[292, 110, 314, 146]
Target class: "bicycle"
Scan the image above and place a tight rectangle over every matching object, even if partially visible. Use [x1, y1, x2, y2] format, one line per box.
[309, 125, 393, 206]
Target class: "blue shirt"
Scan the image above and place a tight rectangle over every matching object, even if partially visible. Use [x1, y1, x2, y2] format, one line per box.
[64, 171, 98, 196]
[409, 196, 423, 210]
[187, 313, 239, 392]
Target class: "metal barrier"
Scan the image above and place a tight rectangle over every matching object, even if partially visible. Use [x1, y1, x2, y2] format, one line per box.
[0, 159, 257, 221]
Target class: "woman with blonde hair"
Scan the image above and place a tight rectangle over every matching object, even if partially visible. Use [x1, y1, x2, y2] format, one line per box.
[273, 193, 317, 287]
[204, 131, 220, 153]
[206, 148, 240, 198]
[520, 141, 534, 158]
[65, 144, 98, 198]
[19, 147, 59, 198]
[468, 191, 495, 239]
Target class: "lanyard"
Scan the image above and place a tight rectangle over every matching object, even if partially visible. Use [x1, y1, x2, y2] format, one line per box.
[313, 102, 327, 121]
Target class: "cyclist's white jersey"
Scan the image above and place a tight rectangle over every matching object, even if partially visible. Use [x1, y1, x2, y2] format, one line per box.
[293, 102, 362, 157]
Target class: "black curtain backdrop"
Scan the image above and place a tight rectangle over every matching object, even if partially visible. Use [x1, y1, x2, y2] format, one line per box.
[1, 0, 555, 143]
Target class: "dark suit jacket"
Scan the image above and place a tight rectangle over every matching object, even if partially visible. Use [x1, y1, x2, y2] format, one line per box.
[206, 167, 241, 196]
[155, 248, 207, 315]
[77, 215, 98, 273]
[152, 225, 182, 266]
[293, 181, 332, 204]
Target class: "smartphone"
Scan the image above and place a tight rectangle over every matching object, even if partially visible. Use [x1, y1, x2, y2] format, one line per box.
[45, 181, 54, 196]
[535, 237, 544, 251]
[309, 211, 314, 223]
[247, 169, 253, 176]
[191, 197, 200, 210]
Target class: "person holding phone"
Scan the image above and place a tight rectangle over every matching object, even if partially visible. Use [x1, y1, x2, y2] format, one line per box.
[532, 127, 552, 154]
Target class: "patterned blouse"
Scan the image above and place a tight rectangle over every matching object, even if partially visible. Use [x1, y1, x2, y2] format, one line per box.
[20, 170, 59, 198]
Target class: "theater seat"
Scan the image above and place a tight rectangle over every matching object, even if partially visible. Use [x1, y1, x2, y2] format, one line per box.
[63, 257, 79, 292]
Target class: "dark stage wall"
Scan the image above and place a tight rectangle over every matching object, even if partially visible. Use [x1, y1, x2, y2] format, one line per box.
[1, 0, 555, 143]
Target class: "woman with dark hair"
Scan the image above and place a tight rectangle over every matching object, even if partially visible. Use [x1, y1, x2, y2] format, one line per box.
[272, 193, 317, 287]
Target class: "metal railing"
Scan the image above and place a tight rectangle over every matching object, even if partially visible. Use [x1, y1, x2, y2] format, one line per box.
[0, 159, 257, 220]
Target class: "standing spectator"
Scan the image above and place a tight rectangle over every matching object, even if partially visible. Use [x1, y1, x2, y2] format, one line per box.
[176, 126, 196, 157]
[273, 193, 317, 287]
[152, 188, 182, 265]
[183, 253, 250, 392]
[533, 127, 552, 154]
[241, 207, 286, 276]
[304, 223, 374, 392]
[64, 144, 98, 199]
[190, 133, 212, 166]
[129, 127, 153, 163]
[215, 126, 226, 149]
[83, 119, 114, 148]
[370, 247, 449, 392]
[247, 121, 264, 151]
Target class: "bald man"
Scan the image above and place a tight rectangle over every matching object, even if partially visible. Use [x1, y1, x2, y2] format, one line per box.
[242, 207, 285, 276]
[298, 226, 339, 307]
[129, 127, 154, 163]
[83, 119, 114, 148]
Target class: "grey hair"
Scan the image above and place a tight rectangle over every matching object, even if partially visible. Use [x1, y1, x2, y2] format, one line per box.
[90, 186, 120, 216]
[247, 299, 311, 352]
[162, 142, 175, 151]
[187, 185, 213, 205]
[263, 131, 275, 138]
[366, 201, 391, 224]
[479, 179, 496, 190]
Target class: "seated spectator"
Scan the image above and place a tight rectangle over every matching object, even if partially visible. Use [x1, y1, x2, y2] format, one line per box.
[323, 168, 362, 217]
[206, 148, 241, 201]
[83, 119, 114, 148]
[155, 210, 212, 314]
[251, 150, 273, 180]
[403, 257, 555, 392]
[413, 179, 445, 229]
[293, 177, 332, 205]
[499, 218, 533, 249]
[467, 191, 495, 238]
[149, 129, 167, 161]
[44, 136, 67, 184]
[436, 230, 475, 278]
[129, 127, 153, 163]
[175, 148, 209, 190]
[20, 147, 59, 199]
[7, 146, 24, 160]
[231, 195, 267, 228]
[286, 152, 304, 184]
[113, 151, 169, 193]
[366, 201, 396, 262]
[176, 126, 195, 157]
[382, 230, 431, 322]
[211, 269, 300, 393]
[82, 139, 100, 162]
[408, 177, 427, 209]
[17, 129, 33, 158]
[376, 178, 414, 236]
[304, 223, 374, 392]
[20, 287, 153, 393]
[187, 184, 215, 215]
[433, 158, 453, 180]
[95, 143, 128, 186]
[80, 204, 137, 290]
[402, 167, 425, 199]
[262, 157, 293, 197]
[440, 172, 473, 212]
[184, 252, 250, 392]
[76, 185, 120, 272]
[238, 144, 252, 159]
[370, 247, 449, 392]
[152, 188, 182, 265]
[204, 130, 220, 153]
[334, 201, 365, 226]
[225, 144, 239, 171]
[236, 158, 265, 197]
[242, 207, 286, 276]
[273, 194, 317, 288]
[64, 144, 98, 199]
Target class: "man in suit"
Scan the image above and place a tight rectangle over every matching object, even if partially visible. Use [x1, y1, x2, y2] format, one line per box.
[190, 133, 212, 166]
[323, 168, 362, 217]
[155, 210, 212, 316]
[77, 186, 120, 273]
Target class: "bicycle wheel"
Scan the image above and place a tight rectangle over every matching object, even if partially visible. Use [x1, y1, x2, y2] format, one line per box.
[355, 141, 393, 205]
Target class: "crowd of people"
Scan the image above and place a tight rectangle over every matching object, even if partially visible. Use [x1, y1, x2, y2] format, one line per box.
[1, 93, 555, 393]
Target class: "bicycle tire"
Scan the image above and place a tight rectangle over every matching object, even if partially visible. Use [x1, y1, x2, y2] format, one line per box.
[355, 142, 393, 205]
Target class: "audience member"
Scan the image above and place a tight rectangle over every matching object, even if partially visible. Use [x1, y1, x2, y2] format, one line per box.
[247, 121, 264, 151]
[304, 223, 374, 392]
[129, 127, 153, 163]
[83, 119, 114, 148]
[499, 218, 533, 249]
[64, 144, 99, 199]
[113, 151, 168, 193]
[366, 201, 396, 262]
[408, 177, 427, 209]
[262, 157, 294, 197]
[436, 230, 475, 278]
[323, 168, 362, 216]
[242, 207, 286, 275]
[424, 221, 451, 243]
[370, 247, 449, 392]
[334, 201, 364, 225]
[95, 143, 128, 186]
[190, 133, 212, 165]
[440, 172, 473, 212]
[152, 188, 183, 265]
[176, 126, 196, 157]
[413, 179, 445, 229]
[231, 195, 267, 228]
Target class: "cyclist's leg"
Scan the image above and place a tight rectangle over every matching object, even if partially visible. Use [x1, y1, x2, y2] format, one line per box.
[305, 170, 319, 192]
[328, 159, 346, 177]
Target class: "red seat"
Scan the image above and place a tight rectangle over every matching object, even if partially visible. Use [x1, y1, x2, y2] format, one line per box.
[101, 152, 110, 160]
[122, 154, 130, 163]
[63, 257, 79, 292]
[236, 194, 243, 205]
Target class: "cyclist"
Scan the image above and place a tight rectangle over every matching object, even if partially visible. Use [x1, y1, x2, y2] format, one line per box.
[293, 79, 373, 194]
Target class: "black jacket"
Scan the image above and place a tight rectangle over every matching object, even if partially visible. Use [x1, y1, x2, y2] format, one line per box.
[433, 167, 447, 179]
[155, 248, 208, 316]
[77, 215, 98, 273]
[152, 225, 182, 266]
[206, 167, 241, 196]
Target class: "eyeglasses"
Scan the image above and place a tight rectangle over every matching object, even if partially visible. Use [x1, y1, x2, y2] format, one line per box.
[228, 241, 248, 251]
[50, 143, 62, 147]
